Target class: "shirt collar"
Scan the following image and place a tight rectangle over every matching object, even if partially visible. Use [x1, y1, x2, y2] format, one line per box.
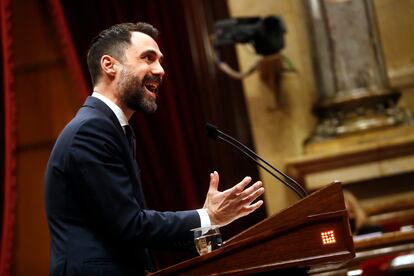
[92, 91, 129, 127]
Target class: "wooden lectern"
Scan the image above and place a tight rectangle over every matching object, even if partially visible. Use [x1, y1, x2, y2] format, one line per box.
[152, 182, 355, 275]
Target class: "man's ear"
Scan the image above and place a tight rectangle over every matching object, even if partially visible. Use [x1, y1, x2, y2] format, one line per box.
[101, 55, 117, 77]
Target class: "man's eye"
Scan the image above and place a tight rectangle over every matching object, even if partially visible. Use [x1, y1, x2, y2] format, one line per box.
[143, 56, 154, 63]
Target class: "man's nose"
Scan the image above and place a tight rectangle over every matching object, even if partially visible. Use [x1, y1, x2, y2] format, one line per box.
[152, 62, 165, 77]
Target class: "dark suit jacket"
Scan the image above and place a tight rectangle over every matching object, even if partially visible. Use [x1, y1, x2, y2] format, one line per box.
[45, 96, 200, 275]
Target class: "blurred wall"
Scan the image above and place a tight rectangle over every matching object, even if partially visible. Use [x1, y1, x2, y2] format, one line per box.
[227, 0, 318, 214]
[227, 0, 414, 214]
[375, 0, 414, 110]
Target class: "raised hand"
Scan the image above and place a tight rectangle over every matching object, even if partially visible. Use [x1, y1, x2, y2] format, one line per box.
[203, 171, 264, 227]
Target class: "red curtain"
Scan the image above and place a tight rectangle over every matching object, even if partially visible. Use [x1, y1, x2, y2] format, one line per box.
[0, 0, 17, 275]
[48, 0, 89, 101]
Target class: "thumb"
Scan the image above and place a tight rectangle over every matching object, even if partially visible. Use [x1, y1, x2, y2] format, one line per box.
[208, 171, 219, 192]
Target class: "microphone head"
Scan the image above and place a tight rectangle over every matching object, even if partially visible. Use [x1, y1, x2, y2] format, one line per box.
[205, 123, 219, 139]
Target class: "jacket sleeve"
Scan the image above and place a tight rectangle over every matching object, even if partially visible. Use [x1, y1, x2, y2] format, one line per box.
[69, 117, 200, 248]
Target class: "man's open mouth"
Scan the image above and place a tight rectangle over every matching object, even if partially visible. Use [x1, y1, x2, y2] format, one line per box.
[144, 81, 159, 94]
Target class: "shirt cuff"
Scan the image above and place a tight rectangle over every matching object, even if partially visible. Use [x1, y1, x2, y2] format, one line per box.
[196, 208, 211, 228]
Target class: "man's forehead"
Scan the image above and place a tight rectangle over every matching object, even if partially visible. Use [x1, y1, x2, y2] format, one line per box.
[129, 31, 162, 55]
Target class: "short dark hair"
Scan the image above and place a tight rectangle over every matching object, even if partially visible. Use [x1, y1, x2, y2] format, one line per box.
[87, 22, 159, 85]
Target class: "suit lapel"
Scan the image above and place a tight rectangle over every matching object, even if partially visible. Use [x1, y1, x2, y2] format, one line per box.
[82, 96, 147, 207]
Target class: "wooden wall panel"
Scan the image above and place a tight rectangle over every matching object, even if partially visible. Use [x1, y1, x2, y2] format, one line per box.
[15, 66, 79, 146]
[14, 149, 52, 276]
[12, 0, 61, 69]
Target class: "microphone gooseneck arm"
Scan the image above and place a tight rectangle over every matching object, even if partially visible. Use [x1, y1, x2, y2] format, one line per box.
[206, 123, 308, 198]
[217, 129, 308, 197]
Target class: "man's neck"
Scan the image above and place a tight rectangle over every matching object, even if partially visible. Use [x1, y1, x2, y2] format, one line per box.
[93, 85, 134, 120]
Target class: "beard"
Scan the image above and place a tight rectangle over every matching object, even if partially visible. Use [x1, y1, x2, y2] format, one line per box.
[119, 68, 159, 113]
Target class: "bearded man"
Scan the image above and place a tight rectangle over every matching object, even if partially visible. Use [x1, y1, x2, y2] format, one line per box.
[44, 22, 264, 276]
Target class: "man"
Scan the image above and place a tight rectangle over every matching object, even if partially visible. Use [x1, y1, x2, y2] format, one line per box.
[45, 22, 264, 276]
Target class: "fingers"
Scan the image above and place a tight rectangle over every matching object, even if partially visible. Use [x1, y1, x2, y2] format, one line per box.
[244, 200, 264, 214]
[204, 174, 264, 227]
[231, 176, 252, 196]
[208, 171, 219, 192]
[241, 181, 263, 198]
[238, 181, 264, 217]
[242, 183, 264, 204]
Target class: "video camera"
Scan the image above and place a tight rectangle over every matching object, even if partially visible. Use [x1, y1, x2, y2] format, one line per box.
[213, 16, 286, 56]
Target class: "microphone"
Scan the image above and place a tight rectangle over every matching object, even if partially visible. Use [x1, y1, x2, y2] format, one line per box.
[206, 123, 308, 198]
